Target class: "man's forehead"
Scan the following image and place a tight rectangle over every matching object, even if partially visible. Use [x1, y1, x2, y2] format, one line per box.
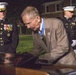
[23, 14, 34, 21]
[22, 16, 32, 23]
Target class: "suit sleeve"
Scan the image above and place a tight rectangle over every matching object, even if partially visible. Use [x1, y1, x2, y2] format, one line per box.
[50, 19, 69, 61]
[8, 23, 19, 53]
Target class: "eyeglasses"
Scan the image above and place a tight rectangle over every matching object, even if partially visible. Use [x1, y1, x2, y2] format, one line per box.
[69, 11, 74, 13]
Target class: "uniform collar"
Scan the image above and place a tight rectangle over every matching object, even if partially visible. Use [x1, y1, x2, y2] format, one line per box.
[64, 16, 69, 20]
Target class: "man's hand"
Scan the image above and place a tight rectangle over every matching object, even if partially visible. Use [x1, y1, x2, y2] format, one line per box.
[35, 58, 53, 66]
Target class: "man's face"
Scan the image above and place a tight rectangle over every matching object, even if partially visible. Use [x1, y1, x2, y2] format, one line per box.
[22, 15, 40, 31]
[0, 12, 5, 20]
[64, 11, 74, 18]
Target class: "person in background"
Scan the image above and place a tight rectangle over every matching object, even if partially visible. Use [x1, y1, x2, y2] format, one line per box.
[0, 2, 19, 65]
[21, 6, 76, 74]
[62, 6, 76, 53]
[71, 15, 76, 53]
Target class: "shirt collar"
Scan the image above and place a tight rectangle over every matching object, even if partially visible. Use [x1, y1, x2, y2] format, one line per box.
[40, 18, 43, 31]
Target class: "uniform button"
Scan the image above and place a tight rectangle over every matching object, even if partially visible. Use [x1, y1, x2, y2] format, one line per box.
[1, 44, 3, 46]
[0, 28, 2, 30]
[0, 40, 3, 42]
[1, 23, 3, 25]
[0, 38, 2, 39]
[0, 40, 4, 46]
[0, 31, 2, 35]
[0, 38, 2, 41]
[0, 33, 2, 35]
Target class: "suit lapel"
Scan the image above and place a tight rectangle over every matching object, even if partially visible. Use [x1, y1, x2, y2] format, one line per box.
[44, 19, 52, 51]
[34, 32, 48, 53]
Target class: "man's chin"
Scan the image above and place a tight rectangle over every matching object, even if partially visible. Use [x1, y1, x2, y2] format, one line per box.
[33, 29, 37, 31]
[32, 27, 39, 31]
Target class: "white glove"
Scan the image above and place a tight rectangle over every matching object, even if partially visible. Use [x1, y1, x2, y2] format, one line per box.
[71, 40, 76, 47]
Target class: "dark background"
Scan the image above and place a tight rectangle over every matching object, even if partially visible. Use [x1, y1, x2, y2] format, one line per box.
[0, 0, 57, 13]
[1, 0, 57, 21]
[0, 0, 58, 34]
[0, 0, 57, 18]
[0, 0, 52, 19]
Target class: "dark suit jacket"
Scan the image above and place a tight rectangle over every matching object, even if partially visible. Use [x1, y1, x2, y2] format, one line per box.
[0, 20, 19, 53]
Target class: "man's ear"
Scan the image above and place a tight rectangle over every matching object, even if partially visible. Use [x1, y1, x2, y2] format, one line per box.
[36, 16, 40, 22]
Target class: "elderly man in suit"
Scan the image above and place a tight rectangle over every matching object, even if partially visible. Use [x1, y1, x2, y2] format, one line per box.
[21, 6, 76, 74]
